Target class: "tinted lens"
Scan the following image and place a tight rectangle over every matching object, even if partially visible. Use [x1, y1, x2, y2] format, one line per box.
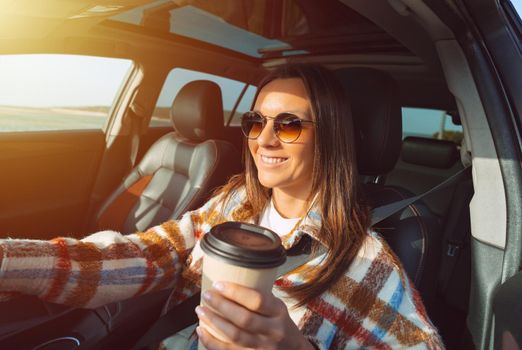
[241, 112, 264, 139]
[274, 114, 302, 142]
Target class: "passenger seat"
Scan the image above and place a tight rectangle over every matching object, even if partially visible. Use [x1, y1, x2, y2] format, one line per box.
[93, 80, 241, 233]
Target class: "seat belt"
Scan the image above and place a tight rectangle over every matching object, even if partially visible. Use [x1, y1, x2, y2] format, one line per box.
[370, 166, 471, 224]
[127, 102, 147, 169]
[131, 165, 472, 350]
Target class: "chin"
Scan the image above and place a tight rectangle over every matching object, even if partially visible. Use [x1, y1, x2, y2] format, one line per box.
[258, 179, 277, 189]
[257, 176, 281, 190]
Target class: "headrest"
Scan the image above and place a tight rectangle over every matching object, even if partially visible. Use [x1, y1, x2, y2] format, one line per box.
[170, 80, 225, 142]
[334, 67, 402, 175]
[402, 137, 459, 168]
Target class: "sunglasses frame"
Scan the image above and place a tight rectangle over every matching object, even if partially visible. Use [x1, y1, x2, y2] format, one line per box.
[240, 111, 315, 143]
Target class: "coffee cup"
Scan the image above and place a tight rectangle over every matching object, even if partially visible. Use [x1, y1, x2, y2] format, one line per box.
[198, 221, 286, 349]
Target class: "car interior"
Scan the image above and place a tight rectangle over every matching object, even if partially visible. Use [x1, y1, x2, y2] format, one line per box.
[92, 79, 242, 234]
[0, 1, 521, 349]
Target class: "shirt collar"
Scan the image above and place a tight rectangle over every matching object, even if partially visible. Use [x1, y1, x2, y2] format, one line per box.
[278, 202, 326, 249]
[226, 187, 326, 249]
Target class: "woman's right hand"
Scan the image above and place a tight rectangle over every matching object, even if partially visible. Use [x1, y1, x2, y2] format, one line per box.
[195, 281, 315, 350]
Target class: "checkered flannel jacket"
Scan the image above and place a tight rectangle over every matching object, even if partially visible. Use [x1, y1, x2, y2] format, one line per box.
[0, 187, 444, 349]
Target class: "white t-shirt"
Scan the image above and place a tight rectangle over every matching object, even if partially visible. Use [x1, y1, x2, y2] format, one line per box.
[258, 199, 307, 325]
[258, 198, 302, 236]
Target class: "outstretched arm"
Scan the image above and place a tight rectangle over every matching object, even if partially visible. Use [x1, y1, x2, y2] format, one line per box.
[0, 195, 223, 309]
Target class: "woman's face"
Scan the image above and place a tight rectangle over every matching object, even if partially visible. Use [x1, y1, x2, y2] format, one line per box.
[248, 78, 315, 198]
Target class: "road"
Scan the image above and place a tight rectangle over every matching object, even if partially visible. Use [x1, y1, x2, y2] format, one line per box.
[0, 106, 106, 131]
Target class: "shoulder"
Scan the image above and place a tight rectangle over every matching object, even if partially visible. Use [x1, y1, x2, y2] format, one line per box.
[346, 230, 405, 282]
[189, 185, 248, 222]
[348, 231, 429, 317]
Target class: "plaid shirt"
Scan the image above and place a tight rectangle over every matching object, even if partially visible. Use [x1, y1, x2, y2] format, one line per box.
[0, 188, 444, 349]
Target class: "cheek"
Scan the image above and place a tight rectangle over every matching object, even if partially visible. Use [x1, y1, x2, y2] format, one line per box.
[290, 140, 315, 173]
[301, 133, 315, 167]
[302, 147, 315, 170]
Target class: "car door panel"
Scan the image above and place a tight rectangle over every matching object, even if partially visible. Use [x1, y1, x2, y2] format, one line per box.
[0, 130, 105, 239]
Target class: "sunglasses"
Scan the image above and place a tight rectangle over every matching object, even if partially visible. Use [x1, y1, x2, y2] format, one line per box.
[240, 111, 315, 143]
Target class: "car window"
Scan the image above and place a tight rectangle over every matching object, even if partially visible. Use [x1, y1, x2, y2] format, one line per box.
[0, 54, 133, 132]
[506, 0, 522, 36]
[228, 85, 257, 126]
[151, 67, 256, 127]
[402, 107, 463, 145]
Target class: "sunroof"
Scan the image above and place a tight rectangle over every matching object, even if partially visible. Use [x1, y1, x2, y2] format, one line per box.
[111, 1, 295, 58]
[110, 0, 409, 59]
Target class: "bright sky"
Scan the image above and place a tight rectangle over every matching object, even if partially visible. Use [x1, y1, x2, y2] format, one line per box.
[403, 108, 462, 137]
[0, 54, 133, 107]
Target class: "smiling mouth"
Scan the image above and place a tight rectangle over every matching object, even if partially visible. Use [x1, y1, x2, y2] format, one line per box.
[260, 155, 289, 164]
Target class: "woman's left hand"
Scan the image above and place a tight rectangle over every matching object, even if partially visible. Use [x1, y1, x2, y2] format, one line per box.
[195, 281, 315, 350]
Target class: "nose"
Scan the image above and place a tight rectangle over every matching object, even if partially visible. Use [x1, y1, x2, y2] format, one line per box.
[256, 119, 280, 147]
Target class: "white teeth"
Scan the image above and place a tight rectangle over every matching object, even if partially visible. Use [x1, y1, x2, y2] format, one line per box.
[261, 155, 288, 164]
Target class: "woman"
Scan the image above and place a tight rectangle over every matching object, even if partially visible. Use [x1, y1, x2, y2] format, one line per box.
[0, 64, 443, 349]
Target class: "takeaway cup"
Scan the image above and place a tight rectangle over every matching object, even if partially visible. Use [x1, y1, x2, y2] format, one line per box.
[198, 221, 286, 349]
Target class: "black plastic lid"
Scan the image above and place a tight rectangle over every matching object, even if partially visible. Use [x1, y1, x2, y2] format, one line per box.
[201, 222, 286, 269]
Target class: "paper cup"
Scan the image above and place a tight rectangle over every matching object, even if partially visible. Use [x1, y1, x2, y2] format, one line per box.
[198, 222, 286, 349]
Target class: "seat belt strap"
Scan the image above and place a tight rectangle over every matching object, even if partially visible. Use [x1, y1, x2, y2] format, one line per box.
[127, 103, 146, 169]
[370, 165, 471, 225]
[131, 165, 472, 349]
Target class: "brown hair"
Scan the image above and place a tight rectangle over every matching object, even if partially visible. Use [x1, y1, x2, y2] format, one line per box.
[217, 63, 370, 306]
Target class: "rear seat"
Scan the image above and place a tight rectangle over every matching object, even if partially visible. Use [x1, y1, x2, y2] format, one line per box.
[386, 136, 462, 221]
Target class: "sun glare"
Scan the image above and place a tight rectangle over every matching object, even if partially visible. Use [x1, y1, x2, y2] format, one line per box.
[0, 54, 133, 108]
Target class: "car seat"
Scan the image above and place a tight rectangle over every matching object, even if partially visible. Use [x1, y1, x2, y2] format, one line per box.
[93, 80, 242, 233]
[387, 136, 463, 218]
[335, 67, 443, 313]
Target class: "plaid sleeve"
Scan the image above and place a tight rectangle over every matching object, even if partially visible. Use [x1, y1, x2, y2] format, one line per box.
[0, 193, 224, 309]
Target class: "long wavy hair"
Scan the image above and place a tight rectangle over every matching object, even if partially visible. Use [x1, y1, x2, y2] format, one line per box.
[217, 63, 370, 306]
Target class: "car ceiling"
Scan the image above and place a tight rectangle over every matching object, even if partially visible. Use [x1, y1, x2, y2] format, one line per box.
[0, 0, 456, 110]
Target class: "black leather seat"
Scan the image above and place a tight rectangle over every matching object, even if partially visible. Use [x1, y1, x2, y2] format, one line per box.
[335, 67, 443, 311]
[93, 80, 241, 233]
